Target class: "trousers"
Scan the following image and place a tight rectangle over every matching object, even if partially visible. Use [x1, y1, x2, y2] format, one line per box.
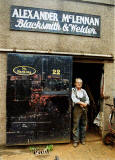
[73, 104, 87, 142]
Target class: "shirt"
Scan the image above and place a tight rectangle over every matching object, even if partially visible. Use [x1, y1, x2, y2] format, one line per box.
[71, 87, 90, 105]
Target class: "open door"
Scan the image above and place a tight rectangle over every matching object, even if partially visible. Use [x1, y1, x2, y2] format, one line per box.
[72, 62, 104, 133]
[6, 53, 72, 145]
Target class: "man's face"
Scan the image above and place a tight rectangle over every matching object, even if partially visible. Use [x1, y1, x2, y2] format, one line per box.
[75, 79, 82, 89]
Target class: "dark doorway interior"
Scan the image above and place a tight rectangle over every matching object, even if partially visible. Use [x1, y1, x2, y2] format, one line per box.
[72, 62, 104, 131]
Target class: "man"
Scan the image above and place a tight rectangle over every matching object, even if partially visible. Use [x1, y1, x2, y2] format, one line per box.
[71, 78, 90, 147]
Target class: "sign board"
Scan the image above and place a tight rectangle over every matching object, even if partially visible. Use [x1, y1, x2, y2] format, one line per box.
[10, 6, 101, 37]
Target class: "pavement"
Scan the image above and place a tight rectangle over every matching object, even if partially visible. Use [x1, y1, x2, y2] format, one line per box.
[0, 131, 115, 160]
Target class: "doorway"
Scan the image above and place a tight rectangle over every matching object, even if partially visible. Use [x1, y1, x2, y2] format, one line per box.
[72, 62, 104, 134]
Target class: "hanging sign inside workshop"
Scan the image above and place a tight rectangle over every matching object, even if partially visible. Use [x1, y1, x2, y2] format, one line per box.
[10, 5, 101, 37]
[13, 66, 36, 75]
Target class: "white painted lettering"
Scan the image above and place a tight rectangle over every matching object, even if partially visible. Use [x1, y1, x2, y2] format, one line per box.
[62, 14, 69, 23]
[33, 11, 39, 19]
[53, 13, 58, 22]
[84, 17, 90, 25]
[90, 17, 95, 26]
[76, 16, 81, 24]
[94, 18, 100, 26]
[12, 9, 19, 18]
[28, 10, 33, 19]
[23, 10, 29, 18]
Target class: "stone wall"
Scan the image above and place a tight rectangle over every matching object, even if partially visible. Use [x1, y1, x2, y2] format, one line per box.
[0, 53, 7, 145]
[0, 0, 114, 55]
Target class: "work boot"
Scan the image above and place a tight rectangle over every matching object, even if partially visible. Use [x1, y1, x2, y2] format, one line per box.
[81, 141, 85, 145]
[73, 142, 78, 147]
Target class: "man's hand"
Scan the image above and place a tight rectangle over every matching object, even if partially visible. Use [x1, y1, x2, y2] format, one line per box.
[83, 103, 87, 107]
[78, 101, 87, 107]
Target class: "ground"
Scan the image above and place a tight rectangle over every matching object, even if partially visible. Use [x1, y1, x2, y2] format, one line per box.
[0, 131, 115, 160]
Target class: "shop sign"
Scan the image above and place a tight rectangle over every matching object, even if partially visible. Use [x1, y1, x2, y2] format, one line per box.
[13, 66, 36, 75]
[10, 6, 101, 37]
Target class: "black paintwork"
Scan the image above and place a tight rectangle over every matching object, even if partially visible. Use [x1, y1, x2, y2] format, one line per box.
[6, 53, 72, 145]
